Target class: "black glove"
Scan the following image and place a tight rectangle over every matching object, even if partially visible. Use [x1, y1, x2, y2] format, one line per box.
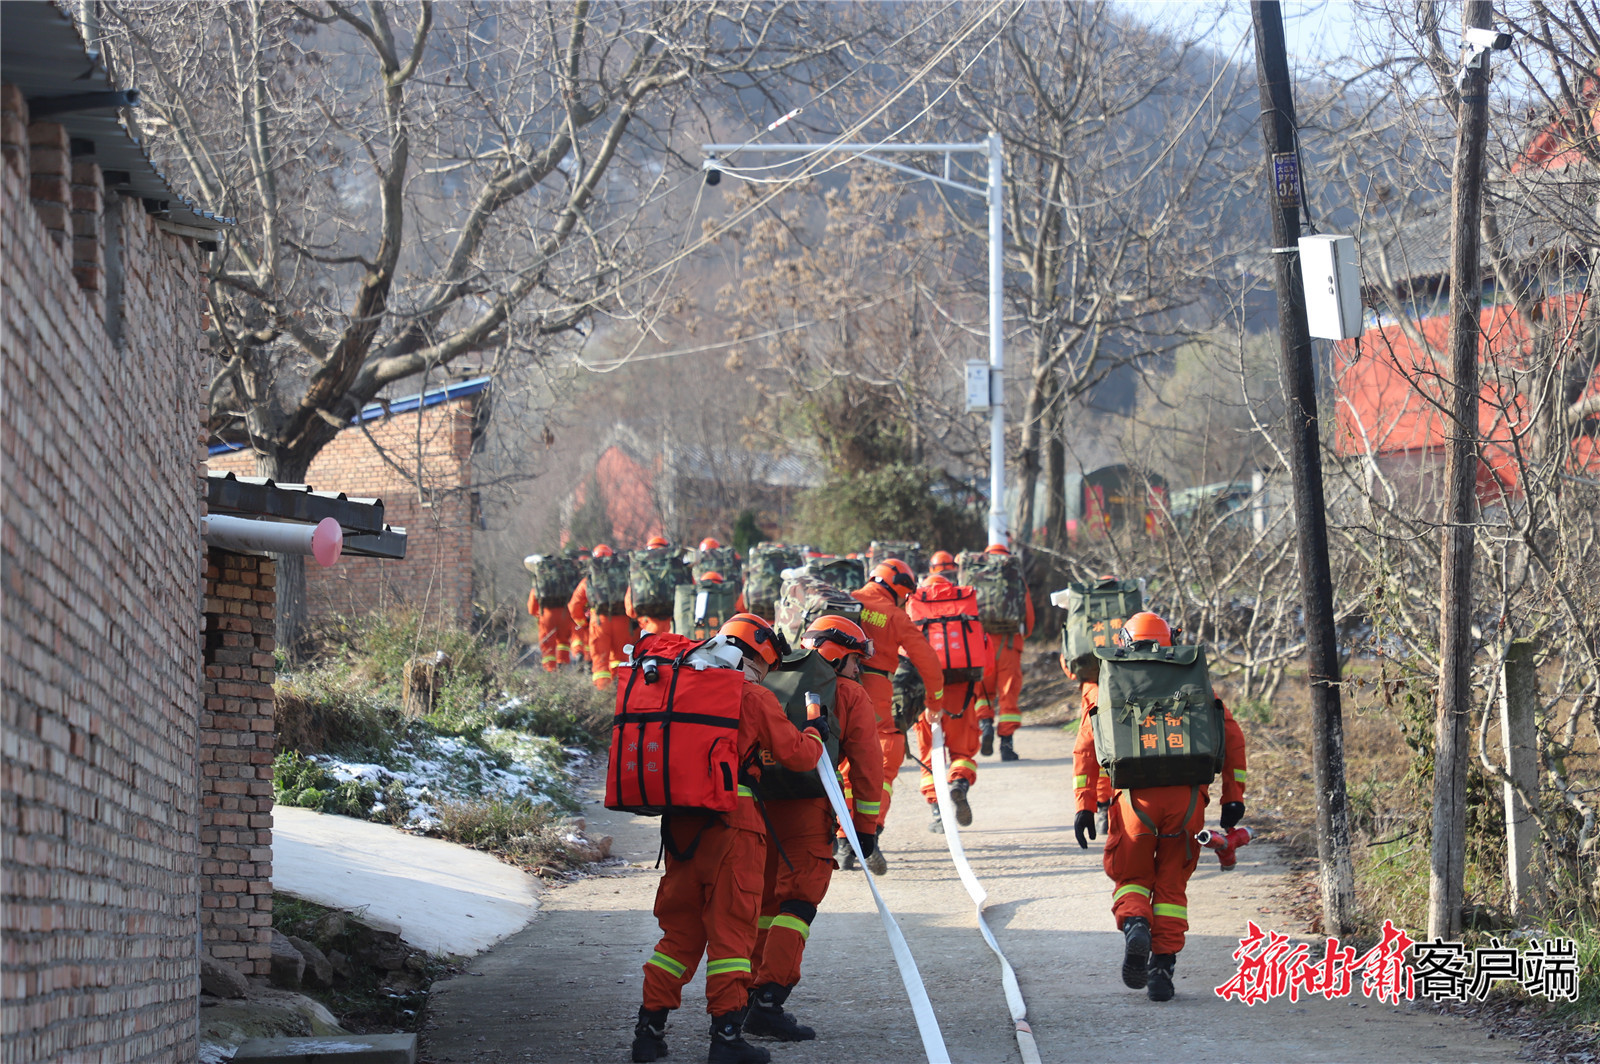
[857, 831, 877, 859]
[1074, 809, 1097, 849]
[1220, 801, 1245, 832]
[804, 714, 830, 746]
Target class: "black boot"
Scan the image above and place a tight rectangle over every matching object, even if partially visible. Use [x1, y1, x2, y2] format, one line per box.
[866, 830, 888, 876]
[708, 1008, 770, 1064]
[833, 835, 856, 870]
[928, 801, 945, 834]
[949, 779, 973, 827]
[631, 1007, 670, 1063]
[743, 983, 815, 1042]
[999, 734, 1019, 761]
[1121, 917, 1151, 989]
[1147, 953, 1177, 1002]
[980, 719, 996, 756]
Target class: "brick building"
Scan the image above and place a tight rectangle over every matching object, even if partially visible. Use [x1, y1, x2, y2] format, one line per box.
[0, 8, 221, 1057]
[208, 378, 486, 627]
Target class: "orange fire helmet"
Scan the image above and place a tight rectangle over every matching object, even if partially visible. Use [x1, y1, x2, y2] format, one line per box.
[870, 558, 917, 595]
[985, 543, 1010, 555]
[701, 571, 725, 584]
[929, 550, 956, 573]
[801, 616, 874, 663]
[699, 537, 721, 552]
[592, 544, 614, 558]
[646, 535, 670, 549]
[718, 612, 787, 667]
[1116, 611, 1173, 649]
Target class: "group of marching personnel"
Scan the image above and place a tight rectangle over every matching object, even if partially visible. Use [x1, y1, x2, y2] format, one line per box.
[529, 540, 1248, 1062]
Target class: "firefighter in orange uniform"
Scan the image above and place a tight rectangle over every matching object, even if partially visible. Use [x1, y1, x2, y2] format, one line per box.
[975, 542, 1034, 760]
[907, 567, 994, 832]
[569, 548, 591, 666]
[1068, 662, 1115, 836]
[526, 565, 575, 672]
[1072, 611, 1247, 1002]
[844, 558, 946, 873]
[745, 617, 883, 1042]
[569, 544, 633, 689]
[633, 614, 825, 1064]
[626, 535, 677, 635]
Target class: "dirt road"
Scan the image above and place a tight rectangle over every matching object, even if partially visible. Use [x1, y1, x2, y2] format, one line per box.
[422, 723, 1520, 1064]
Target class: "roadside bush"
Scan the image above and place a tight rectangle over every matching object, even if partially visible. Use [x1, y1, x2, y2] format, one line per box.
[794, 464, 985, 554]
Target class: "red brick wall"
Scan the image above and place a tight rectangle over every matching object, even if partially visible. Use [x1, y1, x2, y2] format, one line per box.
[1, 88, 206, 1061]
[210, 398, 477, 627]
[200, 550, 277, 977]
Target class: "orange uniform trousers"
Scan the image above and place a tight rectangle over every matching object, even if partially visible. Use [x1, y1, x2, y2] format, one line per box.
[586, 613, 636, 689]
[537, 606, 574, 671]
[858, 671, 902, 830]
[751, 799, 834, 990]
[914, 680, 982, 802]
[977, 634, 1025, 736]
[643, 816, 767, 1015]
[635, 614, 672, 636]
[1104, 784, 1209, 955]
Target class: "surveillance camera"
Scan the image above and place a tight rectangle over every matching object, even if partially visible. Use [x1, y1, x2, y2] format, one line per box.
[702, 156, 723, 187]
[1464, 26, 1513, 50]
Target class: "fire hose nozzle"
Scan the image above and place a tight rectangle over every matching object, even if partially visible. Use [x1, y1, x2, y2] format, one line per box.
[1196, 825, 1252, 868]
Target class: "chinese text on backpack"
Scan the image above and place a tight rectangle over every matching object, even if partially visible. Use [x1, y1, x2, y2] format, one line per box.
[1089, 643, 1223, 791]
[586, 553, 631, 616]
[907, 583, 989, 685]
[743, 544, 803, 621]
[956, 550, 1027, 634]
[756, 649, 841, 800]
[630, 547, 692, 618]
[1059, 578, 1142, 681]
[674, 579, 740, 640]
[605, 633, 744, 816]
[527, 553, 581, 605]
[774, 571, 864, 647]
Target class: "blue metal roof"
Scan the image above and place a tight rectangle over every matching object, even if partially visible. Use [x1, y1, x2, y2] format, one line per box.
[208, 376, 491, 457]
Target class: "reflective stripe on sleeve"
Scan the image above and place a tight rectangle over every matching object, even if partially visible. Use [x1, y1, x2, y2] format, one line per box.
[854, 800, 881, 816]
[737, 785, 754, 798]
[647, 951, 687, 978]
[1233, 769, 1247, 782]
[770, 914, 811, 940]
[757, 915, 775, 930]
[998, 713, 1022, 724]
[1074, 774, 1088, 789]
[882, 781, 894, 795]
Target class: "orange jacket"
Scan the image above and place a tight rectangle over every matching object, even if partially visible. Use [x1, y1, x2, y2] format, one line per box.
[835, 675, 887, 835]
[732, 681, 825, 833]
[851, 581, 946, 710]
[1073, 682, 1248, 813]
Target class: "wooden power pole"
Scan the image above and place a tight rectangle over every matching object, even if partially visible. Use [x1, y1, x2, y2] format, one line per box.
[1431, 0, 1495, 942]
[1250, 1, 1356, 935]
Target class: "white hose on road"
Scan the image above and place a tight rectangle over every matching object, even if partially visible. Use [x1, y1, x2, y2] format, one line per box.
[930, 721, 1043, 1064]
[816, 746, 951, 1064]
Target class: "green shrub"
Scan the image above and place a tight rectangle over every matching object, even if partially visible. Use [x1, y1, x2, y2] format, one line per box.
[794, 464, 985, 555]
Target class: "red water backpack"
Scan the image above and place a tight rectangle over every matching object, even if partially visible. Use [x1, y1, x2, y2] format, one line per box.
[604, 632, 745, 817]
[907, 583, 990, 685]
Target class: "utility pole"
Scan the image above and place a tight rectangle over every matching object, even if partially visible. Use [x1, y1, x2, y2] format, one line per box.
[701, 137, 1009, 546]
[1431, 0, 1495, 942]
[1250, 1, 1356, 935]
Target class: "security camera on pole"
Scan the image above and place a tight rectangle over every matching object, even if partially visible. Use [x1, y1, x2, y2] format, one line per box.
[703, 133, 1009, 547]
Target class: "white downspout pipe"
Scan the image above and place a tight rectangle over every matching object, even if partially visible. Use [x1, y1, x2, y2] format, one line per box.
[202, 514, 343, 567]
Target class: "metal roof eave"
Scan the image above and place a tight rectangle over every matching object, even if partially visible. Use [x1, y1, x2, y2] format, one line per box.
[206, 471, 387, 535]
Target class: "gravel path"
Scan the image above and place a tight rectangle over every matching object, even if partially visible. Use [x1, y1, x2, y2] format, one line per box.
[421, 722, 1520, 1064]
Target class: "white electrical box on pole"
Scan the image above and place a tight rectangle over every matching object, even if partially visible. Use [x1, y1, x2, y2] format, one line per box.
[701, 133, 1008, 546]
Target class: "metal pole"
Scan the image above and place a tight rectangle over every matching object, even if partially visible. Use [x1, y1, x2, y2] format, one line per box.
[987, 131, 1007, 546]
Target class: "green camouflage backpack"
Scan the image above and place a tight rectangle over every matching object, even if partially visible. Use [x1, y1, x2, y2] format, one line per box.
[629, 547, 692, 618]
[1089, 643, 1223, 790]
[673, 579, 741, 640]
[743, 544, 803, 621]
[526, 553, 581, 605]
[956, 550, 1027, 634]
[869, 541, 925, 578]
[806, 555, 865, 591]
[774, 572, 864, 648]
[756, 649, 842, 800]
[586, 553, 631, 616]
[693, 546, 742, 589]
[1058, 578, 1143, 681]
[891, 655, 925, 734]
